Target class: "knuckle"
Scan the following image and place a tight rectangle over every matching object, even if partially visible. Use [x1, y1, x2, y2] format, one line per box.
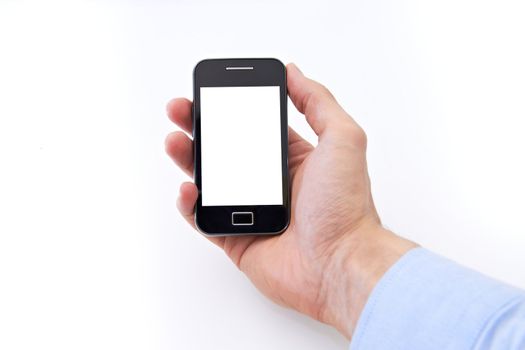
[302, 84, 336, 117]
[336, 121, 367, 149]
[350, 125, 367, 149]
[316, 83, 334, 100]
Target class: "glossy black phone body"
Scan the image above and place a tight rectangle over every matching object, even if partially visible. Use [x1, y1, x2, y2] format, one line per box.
[193, 58, 290, 236]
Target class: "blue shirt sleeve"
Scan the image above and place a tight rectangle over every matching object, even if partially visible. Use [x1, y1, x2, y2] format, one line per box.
[350, 248, 525, 350]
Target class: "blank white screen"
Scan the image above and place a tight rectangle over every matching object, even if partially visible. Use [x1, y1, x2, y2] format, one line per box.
[200, 86, 283, 206]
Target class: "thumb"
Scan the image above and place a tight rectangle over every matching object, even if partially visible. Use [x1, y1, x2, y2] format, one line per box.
[286, 63, 355, 137]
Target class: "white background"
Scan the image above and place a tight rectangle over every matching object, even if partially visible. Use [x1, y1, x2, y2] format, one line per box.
[1, 1, 524, 349]
[200, 86, 282, 206]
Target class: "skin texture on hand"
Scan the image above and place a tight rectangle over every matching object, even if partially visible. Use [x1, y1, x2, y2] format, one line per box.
[165, 63, 417, 339]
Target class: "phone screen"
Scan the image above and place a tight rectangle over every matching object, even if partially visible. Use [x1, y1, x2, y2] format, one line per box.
[200, 86, 283, 206]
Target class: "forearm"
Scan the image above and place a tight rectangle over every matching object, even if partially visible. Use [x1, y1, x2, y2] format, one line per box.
[318, 222, 417, 339]
[321, 225, 525, 349]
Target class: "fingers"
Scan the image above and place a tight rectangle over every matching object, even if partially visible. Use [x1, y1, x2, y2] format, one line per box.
[286, 63, 355, 137]
[176, 182, 198, 227]
[176, 182, 198, 238]
[167, 98, 192, 134]
[165, 131, 193, 177]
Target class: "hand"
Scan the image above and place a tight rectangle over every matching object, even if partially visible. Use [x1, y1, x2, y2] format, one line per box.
[165, 63, 416, 339]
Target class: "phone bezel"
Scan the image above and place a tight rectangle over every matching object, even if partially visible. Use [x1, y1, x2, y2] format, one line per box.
[192, 58, 290, 236]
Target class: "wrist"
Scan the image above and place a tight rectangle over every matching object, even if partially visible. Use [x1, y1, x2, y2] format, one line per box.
[318, 221, 417, 339]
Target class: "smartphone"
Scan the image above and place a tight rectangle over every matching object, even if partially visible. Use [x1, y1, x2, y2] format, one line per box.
[192, 58, 290, 236]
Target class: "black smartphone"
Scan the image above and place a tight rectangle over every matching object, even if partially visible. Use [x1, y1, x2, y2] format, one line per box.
[192, 58, 290, 236]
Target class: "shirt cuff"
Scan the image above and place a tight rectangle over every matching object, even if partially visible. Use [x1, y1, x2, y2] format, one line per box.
[350, 247, 524, 350]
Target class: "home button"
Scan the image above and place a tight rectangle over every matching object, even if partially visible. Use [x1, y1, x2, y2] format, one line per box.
[232, 212, 254, 226]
